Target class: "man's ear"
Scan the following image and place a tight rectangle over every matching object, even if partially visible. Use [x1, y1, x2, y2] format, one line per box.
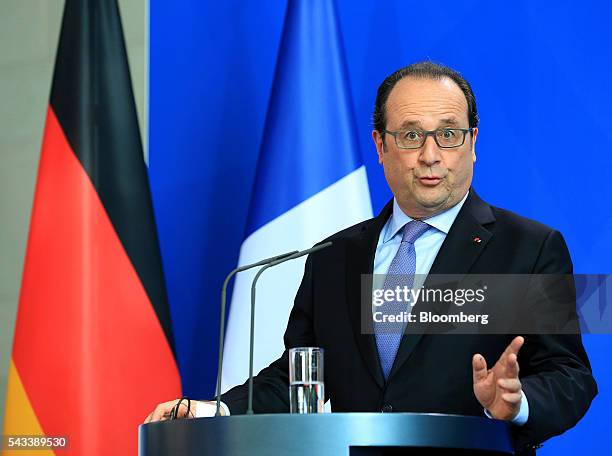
[470, 127, 478, 162]
[372, 130, 385, 164]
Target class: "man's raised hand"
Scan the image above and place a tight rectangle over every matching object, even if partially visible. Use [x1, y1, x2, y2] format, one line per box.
[473, 336, 525, 421]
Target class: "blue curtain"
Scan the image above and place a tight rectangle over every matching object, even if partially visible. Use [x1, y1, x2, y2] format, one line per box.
[148, 1, 612, 452]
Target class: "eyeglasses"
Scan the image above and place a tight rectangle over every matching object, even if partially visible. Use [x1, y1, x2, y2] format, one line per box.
[383, 128, 473, 149]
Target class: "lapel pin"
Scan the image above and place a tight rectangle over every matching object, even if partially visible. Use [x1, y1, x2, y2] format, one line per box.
[473, 236, 482, 244]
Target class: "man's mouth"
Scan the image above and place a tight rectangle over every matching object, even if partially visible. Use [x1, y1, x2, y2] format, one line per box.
[417, 176, 443, 186]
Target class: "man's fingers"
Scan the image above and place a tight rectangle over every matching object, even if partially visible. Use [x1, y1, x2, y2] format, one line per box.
[152, 404, 167, 422]
[144, 399, 198, 424]
[502, 336, 524, 358]
[501, 392, 522, 404]
[497, 378, 522, 392]
[505, 352, 520, 378]
[174, 403, 189, 418]
[151, 400, 180, 422]
[472, 354, 488, 383]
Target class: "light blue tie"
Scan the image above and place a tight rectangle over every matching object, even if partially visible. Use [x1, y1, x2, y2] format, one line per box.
[375, 220, 430, 380]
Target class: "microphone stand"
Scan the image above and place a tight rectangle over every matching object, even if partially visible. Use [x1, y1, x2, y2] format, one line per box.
[215, 250, 298, 416]
[246, 242, 332, 414]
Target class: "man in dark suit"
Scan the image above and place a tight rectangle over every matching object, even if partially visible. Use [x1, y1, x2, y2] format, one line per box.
[145, 62, 596, 453]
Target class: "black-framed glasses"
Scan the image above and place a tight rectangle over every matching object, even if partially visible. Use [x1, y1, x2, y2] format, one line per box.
[383, 127, 473, 149]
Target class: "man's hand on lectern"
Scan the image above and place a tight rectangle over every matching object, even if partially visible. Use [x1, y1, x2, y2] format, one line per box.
[472, 336, 525, 421]
[144, 399, 224, 423]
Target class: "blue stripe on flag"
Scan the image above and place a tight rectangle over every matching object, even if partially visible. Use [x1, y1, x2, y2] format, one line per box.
[245, 0, 362, 236]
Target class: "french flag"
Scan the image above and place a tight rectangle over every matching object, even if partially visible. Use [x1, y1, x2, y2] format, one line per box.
[222, 0, 372, 393]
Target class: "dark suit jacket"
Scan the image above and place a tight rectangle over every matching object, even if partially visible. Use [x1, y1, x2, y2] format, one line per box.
[221, 189, 597, 454]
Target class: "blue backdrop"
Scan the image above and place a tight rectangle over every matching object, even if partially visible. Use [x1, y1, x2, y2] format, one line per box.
[148, 1, 611, 452]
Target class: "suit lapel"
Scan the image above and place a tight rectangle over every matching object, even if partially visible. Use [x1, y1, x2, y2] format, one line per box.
[426, 189, 495, 276]
[346, 200, 393, 389]
[387, 189, 496, 382]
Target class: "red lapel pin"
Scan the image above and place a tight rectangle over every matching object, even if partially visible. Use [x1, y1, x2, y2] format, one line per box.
[473, 236, 482, 244]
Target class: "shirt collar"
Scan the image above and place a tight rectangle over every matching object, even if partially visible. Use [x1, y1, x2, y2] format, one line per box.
[383, 190, 470, 243]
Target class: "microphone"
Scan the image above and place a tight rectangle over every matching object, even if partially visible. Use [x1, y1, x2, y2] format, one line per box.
[246, 241, 333, 414]
[215, 250, 299, 416]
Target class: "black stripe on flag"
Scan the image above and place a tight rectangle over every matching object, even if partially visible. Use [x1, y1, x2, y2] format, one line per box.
[49, 0, 176, 355]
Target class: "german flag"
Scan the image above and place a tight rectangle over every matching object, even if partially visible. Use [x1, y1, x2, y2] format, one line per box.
[2, 1, 181, 455]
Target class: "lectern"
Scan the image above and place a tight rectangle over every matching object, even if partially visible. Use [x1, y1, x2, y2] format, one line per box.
[139, 412, 514, 455]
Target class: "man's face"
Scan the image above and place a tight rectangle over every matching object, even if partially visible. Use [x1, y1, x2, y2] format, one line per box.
[372, 77, 478, 219]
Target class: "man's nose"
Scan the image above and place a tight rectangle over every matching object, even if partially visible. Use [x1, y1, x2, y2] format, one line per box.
[419, 135, 442, 166]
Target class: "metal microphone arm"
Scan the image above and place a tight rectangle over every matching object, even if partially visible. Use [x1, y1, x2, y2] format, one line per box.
[246, 242, 333, 414]
[215, 250, 298, 416]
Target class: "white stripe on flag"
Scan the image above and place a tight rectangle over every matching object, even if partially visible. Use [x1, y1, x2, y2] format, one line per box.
[221, 166, 373, 392]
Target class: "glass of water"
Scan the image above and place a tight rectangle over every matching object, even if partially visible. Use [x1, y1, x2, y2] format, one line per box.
[289, 347, 324, 414]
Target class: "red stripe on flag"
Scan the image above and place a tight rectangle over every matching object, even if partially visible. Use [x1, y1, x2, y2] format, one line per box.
[11, 106, 181, 455]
